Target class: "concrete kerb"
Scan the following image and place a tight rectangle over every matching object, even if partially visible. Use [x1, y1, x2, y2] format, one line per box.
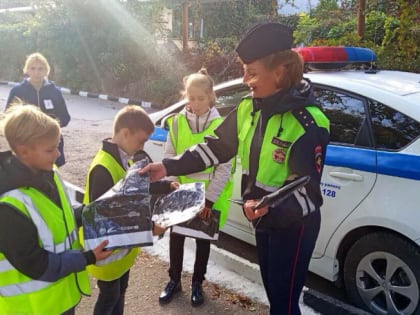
[303, 288, 372, 315]
[208, 242, 262, 285]
[0, 80, 154, 109]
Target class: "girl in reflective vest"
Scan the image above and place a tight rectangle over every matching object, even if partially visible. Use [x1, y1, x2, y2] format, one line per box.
[0, 104, 111, 315]
[158, 69, 233, 307]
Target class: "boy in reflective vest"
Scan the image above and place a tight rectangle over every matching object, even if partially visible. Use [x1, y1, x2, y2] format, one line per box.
[83, 105, 177, 315]
[0, 104, 112, 315]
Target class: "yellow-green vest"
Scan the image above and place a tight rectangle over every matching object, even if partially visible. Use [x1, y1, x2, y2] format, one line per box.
[81, 150, 140, 281]
[168, 114, 233, 227]
[237, 98, 330, 192]
[0, 172, 90, 315]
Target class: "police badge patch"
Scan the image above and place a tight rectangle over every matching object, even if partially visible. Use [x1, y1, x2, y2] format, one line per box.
[272, 148, 286, 163]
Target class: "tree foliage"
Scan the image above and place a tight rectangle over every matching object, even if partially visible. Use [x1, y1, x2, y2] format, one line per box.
[294, 0, 419, 72]
[0, 0, 417, 108]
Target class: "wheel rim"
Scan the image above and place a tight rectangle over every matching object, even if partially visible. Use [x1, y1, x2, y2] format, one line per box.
[356, 251, 419, 315]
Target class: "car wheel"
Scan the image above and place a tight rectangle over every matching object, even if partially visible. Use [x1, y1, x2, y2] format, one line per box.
[343, 232, 420, 315]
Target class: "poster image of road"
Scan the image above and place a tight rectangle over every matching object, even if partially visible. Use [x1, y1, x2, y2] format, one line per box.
[152, 182, 205, 228]
[82, 159, 153, 250]
[171, 209, 220, 240]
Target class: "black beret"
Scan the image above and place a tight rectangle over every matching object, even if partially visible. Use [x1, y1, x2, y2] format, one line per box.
[235, 22, 293, 64]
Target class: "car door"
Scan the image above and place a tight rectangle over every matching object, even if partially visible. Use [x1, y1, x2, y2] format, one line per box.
[312, 86, 377, 258]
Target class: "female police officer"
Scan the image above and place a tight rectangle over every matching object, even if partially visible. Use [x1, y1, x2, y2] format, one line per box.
[141, 22, 330, 315]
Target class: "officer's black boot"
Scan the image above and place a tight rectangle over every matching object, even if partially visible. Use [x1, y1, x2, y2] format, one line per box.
[159, 280, 181, 305]
[191, 281, 204, 306]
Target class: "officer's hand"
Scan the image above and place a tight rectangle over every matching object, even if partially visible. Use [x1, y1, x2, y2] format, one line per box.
[243, 200, 269, 220]
[199, 206, 212, 220]
[152, 222, 167, 236]
[139, 162, 167, 182]
[93, 240, 112, 262]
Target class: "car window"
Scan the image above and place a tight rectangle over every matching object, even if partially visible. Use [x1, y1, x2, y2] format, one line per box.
[215, 85, 249, 117]
[369, 99, 420, 150]
[314, 87, 368, 146]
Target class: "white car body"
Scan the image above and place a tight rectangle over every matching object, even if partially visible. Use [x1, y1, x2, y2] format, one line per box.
[144, 69, 420, 314]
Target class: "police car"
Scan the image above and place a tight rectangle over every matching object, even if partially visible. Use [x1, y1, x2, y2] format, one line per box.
[144, 47, 420, 314]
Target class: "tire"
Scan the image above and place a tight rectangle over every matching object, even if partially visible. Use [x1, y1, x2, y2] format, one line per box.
[343, 232, 420, 315]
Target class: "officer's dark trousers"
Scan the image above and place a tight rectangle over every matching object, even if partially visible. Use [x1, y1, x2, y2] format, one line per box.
[255, 210, 321, 315]
[93, 270, 130, 315]
[169, 232, 211, 283]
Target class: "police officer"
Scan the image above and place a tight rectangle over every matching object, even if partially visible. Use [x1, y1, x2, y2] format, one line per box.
[141, 22, 330, 315]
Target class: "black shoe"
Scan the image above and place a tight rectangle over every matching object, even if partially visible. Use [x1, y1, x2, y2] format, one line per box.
[191, 281, 204, 307]
[159, 280, 181, 305]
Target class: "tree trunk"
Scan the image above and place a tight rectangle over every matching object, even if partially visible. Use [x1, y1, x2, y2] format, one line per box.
[182, 1, 189, 53]
[271, 0, 278, 17]
[357, 0, 366, 38]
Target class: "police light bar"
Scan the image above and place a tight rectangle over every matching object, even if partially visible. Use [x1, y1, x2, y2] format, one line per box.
[292, 46, 377, 70]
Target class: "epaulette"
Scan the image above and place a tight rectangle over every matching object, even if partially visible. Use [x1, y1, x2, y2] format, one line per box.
[292, 107, 316, 131]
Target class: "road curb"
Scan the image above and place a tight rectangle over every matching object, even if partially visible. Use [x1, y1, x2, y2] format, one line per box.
[0, 80, 154, 108]
[208, 243, 263, 286]
[303, 288, 371, 314]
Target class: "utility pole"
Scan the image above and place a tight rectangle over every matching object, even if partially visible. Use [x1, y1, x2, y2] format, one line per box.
[182, 1, 189, 53]
[357, 0, 366, 38]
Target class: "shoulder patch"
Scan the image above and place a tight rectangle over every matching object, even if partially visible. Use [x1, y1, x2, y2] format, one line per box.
[292, 108, 316, 131]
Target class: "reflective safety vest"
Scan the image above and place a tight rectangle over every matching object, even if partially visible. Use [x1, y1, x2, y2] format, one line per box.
[237, 98, 330, 192]
[168, 114, 233, 227]
[0, 171, 90, 315]
[82, 149, 140, 281]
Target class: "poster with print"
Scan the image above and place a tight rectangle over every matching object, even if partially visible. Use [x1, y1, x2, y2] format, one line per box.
[171, 209, 220, 240]
[82, 159, 153, 250]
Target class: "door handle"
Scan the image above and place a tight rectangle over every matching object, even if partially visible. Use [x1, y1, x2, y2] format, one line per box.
[329, 172, 363, 181]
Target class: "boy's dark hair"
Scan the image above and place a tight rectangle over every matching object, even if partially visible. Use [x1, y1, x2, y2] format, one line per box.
[113, 105, 154, 135]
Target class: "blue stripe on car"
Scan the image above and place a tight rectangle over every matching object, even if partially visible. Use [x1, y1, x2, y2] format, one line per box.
[325, 145, 420, 180]
[150, 130, 420, 181]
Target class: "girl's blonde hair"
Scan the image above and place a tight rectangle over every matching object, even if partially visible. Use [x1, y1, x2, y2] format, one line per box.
[23, 52, 51, 77]
[182, 68, 216, 107]
[1, 103, 60, 152]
